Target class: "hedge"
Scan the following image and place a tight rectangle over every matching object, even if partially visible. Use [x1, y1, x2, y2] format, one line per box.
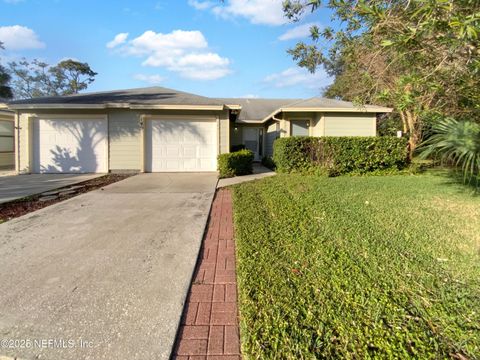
[218, 149, 254, 178]
[273, 136, 409, 175]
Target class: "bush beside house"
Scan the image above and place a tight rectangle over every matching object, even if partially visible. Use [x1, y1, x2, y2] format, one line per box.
[218, 149, 254, 178]
[273, 136, 408, 175]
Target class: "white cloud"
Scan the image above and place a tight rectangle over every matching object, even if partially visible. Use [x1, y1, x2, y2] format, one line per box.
[133, 73, 165, 84]
[188, 0, 213, 10]
[263, 67, 332, 89]
[189, 0, 286, 26]
[112, 30, 231, 81]
[106, 33, 129, 49]
[239, 94, 260, 99]
[0, 25, 45, 50]
[279, 22, 320, 41]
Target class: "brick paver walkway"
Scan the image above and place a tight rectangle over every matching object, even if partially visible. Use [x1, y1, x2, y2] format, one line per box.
[174, 189, 241, 359]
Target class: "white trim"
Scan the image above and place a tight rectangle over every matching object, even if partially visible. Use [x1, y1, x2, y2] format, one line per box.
[130, 104, 224, 110]
[142, 114, 217, 121]
[28, 113, 108, 120]
[259, 106, 393, 123]
[14, 112, 19, 174]
[140, 115, 146, 173]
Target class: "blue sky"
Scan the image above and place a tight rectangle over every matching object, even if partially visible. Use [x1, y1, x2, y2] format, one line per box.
[0, 0, 335, 99]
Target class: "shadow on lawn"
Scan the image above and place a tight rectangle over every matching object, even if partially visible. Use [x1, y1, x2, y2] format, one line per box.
[428, 168, 479, 196]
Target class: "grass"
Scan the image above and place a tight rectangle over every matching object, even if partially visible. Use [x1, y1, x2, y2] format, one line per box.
[232, 173, 480, 359]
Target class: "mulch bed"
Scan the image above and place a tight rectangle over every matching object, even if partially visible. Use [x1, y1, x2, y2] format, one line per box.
[0, 173, 134, 223]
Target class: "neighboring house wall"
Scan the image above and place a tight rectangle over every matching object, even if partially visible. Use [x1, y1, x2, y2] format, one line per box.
[324, 113, 376, 136]
[16, 108, 229, 173]
[0, 114, 15, 169]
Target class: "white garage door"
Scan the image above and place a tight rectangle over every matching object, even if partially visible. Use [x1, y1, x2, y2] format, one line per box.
[33, 118, 108, 173]
[146, 119, 217, 172]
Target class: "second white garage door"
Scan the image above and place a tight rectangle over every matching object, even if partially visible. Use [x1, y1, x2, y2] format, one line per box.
[146, 119, 217, 172]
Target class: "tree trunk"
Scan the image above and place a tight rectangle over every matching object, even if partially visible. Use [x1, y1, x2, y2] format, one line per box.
[404, 110, 421, 160]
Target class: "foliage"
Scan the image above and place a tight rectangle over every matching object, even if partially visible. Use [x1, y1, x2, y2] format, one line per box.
[261, 156, 276, 170]
[0, 42, 13, 99]
[230, 144, 246, 152]
[217, 149, 254, 178]
[232, 174, 480, 359]
[283, 1, 480, 156]
[273, 136, 408, 175]
[419, 117, 480, 184]
[8, 58, 97, 99]
[377, 114, 403, 136]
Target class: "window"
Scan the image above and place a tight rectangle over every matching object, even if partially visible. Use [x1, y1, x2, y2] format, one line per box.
[0, 120, 14, 153]
[291, 119, 310, 136]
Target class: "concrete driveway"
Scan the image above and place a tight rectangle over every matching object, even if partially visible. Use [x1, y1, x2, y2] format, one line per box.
[0, 173, 217, 360]
[0, 174, 103, 204]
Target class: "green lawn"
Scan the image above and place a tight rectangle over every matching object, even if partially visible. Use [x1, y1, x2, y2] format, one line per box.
[232, 173, 480, 359]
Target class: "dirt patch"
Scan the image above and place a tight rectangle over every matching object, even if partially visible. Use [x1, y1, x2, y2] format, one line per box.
[0, 174, 134, 223]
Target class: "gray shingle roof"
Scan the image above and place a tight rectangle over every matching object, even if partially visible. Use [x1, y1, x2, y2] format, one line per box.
[284, 97, 392, 112]
[8, 87, 224, 107]
[218, 98, 301, 121]
[7, 87, 392, 119]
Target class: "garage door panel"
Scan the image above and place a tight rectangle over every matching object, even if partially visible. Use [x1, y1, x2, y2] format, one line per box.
[146, 119, 217, 172]
[34, 118, 107, 174]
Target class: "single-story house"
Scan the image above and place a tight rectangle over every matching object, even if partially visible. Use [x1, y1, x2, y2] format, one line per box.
[7, 87, 392, 174]
[0, 104, 15, 170]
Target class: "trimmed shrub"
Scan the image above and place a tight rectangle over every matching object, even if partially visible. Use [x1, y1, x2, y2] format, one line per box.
[230, 144, 246, 152]
[218, 149, 254, 178]
[273, 136, 408, 175]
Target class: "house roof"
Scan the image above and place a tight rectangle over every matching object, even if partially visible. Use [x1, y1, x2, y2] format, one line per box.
[7, 87, 225, 110]
[7, 87, 392, 119]
[218, 98, 300, 122]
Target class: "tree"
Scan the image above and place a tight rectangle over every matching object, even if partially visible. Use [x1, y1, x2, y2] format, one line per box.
[0, 42, 13, 100]
[283, 0, 480, 156]
[9, 58, 97, 99]
[50, 59, 97, 94]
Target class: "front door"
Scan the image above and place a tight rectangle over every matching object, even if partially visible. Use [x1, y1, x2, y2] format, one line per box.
[243, 127, 262, 161]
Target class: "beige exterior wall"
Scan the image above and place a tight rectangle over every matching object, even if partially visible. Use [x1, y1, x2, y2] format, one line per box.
[17, 112, 31, 173]
[324, 113, 376, 136]
[218, 109, 230, 154]
[311, 113, 324, 137]
[15, 108, 229, 173]
[108, 110, 142, 171]
[278, 112, 376, 138]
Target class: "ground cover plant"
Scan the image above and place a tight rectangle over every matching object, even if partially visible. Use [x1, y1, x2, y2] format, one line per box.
[232, 173, 480, 359]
